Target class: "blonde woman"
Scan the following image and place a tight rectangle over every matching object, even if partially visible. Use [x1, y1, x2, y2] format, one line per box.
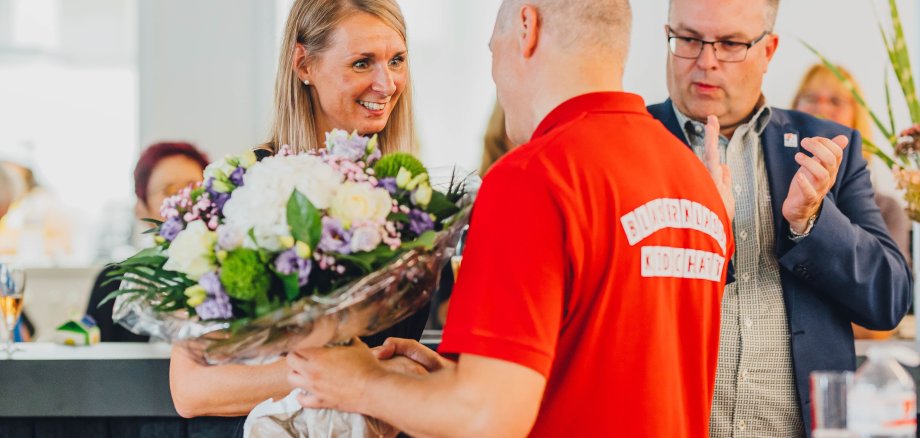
[793, 63, 909, 340]
[479, 101, 514, 175]
[169, 0, 427, 421]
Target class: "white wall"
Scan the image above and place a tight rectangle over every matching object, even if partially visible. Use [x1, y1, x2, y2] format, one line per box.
[137, 0, 277, 160]
[135, 0, 920, 177]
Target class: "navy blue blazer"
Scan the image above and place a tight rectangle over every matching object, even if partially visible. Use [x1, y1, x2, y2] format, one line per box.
[649, 100, 913, 434]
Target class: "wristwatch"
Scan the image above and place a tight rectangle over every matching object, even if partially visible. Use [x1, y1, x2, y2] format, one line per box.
[789, 214, 817, 242]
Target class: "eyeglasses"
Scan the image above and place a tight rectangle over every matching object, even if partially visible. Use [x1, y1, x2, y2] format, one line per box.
[666, 26, 770, 63]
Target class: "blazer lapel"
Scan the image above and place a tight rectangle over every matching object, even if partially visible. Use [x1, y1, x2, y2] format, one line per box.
[760, 111, 800, 251]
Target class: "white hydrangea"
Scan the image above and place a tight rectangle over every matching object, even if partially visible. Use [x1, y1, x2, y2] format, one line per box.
[222, 154, 344, 249]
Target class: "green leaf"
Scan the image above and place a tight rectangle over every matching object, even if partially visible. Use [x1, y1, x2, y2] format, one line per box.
[401, 230, 438, 251]
[336, 246, 400, 273]
[863, 137, 897, 169]
[426, 191, 460, 220]
[287, 190, 322, 248]
[277, 270, 301, 301]
[885, 69, 897, 138]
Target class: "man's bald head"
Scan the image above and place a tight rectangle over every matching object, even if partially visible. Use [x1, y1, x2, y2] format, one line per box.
[497, 0, 632, 61]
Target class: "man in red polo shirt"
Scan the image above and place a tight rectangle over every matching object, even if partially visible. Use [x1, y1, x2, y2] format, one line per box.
[287, 0, 734, 436]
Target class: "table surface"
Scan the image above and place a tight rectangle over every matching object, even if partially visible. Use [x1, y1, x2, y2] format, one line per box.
[0, 341, 172, 360]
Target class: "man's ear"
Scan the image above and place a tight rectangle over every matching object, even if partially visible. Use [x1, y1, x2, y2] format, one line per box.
[518, 5, 541, 58]
[762, 34, 779, 73]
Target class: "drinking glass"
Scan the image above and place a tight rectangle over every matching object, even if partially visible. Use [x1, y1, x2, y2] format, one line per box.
[0, 262, 26, 356]
[810, 371, 856, 438]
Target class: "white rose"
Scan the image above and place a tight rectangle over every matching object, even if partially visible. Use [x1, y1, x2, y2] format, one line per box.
[164, 220, 217, 279]
[350, 225, 383, 253]
[329, 182, 393, 227]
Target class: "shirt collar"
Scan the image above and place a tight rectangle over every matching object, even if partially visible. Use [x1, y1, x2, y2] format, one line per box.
[532, 92, 648, 141]
[673, 96, 773, 143]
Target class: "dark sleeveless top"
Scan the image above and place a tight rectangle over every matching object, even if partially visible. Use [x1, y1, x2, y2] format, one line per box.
[253, 148, 429, 347]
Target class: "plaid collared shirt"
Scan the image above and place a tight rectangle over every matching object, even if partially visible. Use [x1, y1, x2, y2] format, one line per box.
[674, 102, 805, 437]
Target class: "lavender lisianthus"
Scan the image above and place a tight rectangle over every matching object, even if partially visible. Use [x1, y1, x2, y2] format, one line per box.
[377, 177, 398, 195]
[229, 166, 245, 187]
[195, 271, 233, 320]
[318, 216, 352, 254]
[326, 130, 369, 162]
[204, 179, 231, 210]
[408, 209, 435, 236]
[159, 216, 184, 242]
[274, 249, 313, 287]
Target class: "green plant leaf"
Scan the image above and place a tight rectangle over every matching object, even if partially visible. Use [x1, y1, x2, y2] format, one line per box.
[425, 191, 460, 221]
[336, 246, 400, 273]
[801, 40, 895, 141]
[278, 271, 301, 301]
[401, 230, 438, 251]
[287, 190, 322, 248]
[863, 137, 897, 168]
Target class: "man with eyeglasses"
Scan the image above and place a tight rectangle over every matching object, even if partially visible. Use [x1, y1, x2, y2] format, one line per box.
[648, 0, 912, 436]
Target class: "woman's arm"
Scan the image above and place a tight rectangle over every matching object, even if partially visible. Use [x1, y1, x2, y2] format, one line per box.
[169, 345, 292, 418]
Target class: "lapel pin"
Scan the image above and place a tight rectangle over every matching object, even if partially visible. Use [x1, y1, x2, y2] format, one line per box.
[784, 133, 799, 148]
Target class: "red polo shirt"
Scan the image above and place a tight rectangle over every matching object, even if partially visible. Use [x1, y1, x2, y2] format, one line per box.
[439, 92, 733, 437]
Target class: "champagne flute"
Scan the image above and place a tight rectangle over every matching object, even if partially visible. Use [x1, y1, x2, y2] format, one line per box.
[451, 226, 469, 280]
[0, 263, 26, 356]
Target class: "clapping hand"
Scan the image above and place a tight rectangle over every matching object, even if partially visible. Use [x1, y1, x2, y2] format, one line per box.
[782, 135, 849, 233]
[703, 116, 735, 222]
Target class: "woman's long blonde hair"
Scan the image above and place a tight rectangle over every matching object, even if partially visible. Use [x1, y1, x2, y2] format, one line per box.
[267, 0, 415, 154]
[480, 101, 513, 176]
[792, 64, 872, 159]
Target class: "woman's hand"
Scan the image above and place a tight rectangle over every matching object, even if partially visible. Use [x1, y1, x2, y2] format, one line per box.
[373, 337, 451, 373]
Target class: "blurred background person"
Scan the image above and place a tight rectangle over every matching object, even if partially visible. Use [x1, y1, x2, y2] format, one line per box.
[0, 164, 31, 342]
[0, 163, 20, 220]
[480, 101, 515, 175]
[428, 101, 515, 330]
[792, 63, 909, 340]
[86, 142, 210, 342]
[0, 142, 75, 265]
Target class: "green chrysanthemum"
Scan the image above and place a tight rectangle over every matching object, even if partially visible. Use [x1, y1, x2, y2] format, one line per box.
[373, 152, 427, 179]
[219, 248, 270, 301]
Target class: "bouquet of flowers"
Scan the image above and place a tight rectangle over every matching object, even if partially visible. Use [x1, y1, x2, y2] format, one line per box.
[805, 0, 920, 219]
[107, 129, 476, 365]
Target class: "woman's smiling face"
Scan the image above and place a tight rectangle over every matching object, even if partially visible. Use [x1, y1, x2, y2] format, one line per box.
[305, 12, 408, 137]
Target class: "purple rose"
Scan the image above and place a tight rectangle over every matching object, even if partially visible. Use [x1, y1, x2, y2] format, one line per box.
[318, 217, 352, 254]
[195, 271, 233, 320]
[274, 249, 312, 287]
[408, 209, 434, 236]
[159, 216, 184, 242]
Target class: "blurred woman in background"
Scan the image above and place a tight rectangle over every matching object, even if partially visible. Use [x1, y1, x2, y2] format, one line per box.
[86, 142, 210, 343]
